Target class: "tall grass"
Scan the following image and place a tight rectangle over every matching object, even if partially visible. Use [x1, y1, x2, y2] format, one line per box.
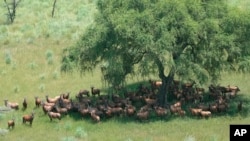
[0, 0, 97, 45]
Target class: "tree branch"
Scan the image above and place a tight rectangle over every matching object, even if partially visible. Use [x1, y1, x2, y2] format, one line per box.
[4, 0, 12, 21]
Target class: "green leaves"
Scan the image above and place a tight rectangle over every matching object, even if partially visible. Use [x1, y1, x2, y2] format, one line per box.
[62, 0, 250, 87]
[238, 57, 250, 72]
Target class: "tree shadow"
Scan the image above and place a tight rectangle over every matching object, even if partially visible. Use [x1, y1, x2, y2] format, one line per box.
[63, 80, 250, 124]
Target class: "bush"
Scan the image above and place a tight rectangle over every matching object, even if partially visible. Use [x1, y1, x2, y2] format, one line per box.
[5, 51, 12, 64]
[74, 127, 88, 139]
[183, 135, 196, 141]
[39, 74, 45, 80]
[1, 70, 7, 75]
[28, 61, 38, 70]
[39, 84, 45, 92]
[0, 128, 9, 136]
[45, 50, 54, 65]
[52, 71, 59, 80]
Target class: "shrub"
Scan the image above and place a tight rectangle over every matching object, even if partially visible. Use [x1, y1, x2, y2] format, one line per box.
[46, 50, 53, 58]
[52, 71, 59, 80]
[28, 62, 38, 70]
[0, 128, 9, 136]
[39, 84, 45, 92]
[45, 50, 54, 65]
[1, 70, 7, 75]
[5, 51, 12, 64]
[39, 74, 45, 80]
[26, 37, 34, 44]
[183, 135, 196, 141]
[74, 127, 88, 139]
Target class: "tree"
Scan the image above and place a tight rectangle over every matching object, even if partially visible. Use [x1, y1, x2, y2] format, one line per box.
[4, 0, 22, 24]
[61, 0, 250, 106]
[51, 0, 57, 18]
[221, 6, 250, 72]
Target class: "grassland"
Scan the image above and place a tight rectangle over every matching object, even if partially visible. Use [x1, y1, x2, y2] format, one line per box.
[0, 0, 250, 141]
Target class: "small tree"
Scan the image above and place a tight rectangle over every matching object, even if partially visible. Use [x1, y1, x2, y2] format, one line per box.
[4, 0, 22, 24]
[51, 0, 57, 18]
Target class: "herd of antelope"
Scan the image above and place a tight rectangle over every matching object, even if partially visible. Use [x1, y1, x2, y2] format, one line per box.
[3, 80, 243, 129]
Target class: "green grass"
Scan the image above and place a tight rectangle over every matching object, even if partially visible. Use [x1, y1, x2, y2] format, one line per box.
[0, 44, 249, 141]
[0, 0, 250, 141]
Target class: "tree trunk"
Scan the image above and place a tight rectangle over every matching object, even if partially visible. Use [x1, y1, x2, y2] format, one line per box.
[157, 76, 167, 107]
[165, 68, 175, 104]
[154, 55, 175, 107]
[157, 68, 175, 107]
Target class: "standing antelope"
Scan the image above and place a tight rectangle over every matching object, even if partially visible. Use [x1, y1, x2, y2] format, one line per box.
[23, 112, 35, 126]
[35, 96, 41, 108]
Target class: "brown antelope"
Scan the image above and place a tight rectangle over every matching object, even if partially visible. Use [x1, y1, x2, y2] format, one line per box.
[91, 87, 100, 97]
[90, 110, 100, 123]
[23, 112, 35, 126]
[48, 111, 61, 121]
[23, 98, 27, 110]
[46, 95, 59, 103]
[35, 96, 41, 108]
[4, 100, 19, 110]
[8, 119, 15, 129]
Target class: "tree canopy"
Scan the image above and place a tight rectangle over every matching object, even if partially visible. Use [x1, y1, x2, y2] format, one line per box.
[61, 0, 250, 104]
